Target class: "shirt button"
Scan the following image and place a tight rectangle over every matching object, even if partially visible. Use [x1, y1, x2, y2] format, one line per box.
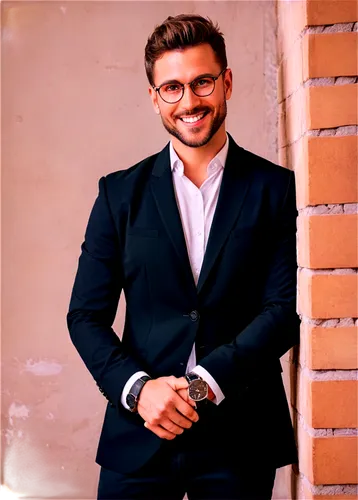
[189, 310, 199, 322]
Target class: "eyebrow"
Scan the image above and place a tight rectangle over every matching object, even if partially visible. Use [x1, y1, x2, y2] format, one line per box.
[156, 73, 216, 88]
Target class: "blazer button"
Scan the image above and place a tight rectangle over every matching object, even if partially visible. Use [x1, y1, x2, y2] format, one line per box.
[189, 310, 199, 322]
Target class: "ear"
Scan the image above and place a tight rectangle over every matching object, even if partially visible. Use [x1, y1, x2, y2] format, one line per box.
[223, 68, 233, 101]
[149, 87, 161, 115]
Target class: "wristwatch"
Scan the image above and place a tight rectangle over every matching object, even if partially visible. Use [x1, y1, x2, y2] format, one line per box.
[126, 375, 151, 413]
[185, 372, 208, 406]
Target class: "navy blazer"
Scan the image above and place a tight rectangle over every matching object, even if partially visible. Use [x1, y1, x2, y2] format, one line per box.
[67, 134, 300, 474]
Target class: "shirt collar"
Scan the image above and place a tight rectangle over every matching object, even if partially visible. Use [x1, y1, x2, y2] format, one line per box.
[169, 133, 229, 177]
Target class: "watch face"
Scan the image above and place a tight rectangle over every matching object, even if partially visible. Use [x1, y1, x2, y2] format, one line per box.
[188, 379, 208, 401]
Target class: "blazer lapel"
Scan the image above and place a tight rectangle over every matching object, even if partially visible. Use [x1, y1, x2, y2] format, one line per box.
[197, 135, 253, 294]
[150, 144, 196, 291]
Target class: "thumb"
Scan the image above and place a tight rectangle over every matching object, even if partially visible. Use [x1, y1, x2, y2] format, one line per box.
[166, 376, 188, 391]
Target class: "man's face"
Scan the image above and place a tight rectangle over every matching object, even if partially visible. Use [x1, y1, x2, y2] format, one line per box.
[149, 44, 232, 148]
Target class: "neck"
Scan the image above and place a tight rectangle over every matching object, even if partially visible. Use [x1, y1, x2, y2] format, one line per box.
[171, 127, 227, 173]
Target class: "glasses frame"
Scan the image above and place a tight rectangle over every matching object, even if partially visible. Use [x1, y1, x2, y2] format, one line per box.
[153, 68, 227, 104]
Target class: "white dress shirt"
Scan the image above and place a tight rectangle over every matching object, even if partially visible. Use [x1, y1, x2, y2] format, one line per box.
[121, 135, 229, 409]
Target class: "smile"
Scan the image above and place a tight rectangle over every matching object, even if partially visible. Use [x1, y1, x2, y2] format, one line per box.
[179, 111, 208, 125]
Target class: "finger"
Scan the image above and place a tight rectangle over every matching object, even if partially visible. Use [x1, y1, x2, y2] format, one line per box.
[165, 376, 189, 391]
[177, 388, 196, 408]
[173, 393, 199, 422]
[160, 417, 185, 435]
[144, 421, 176, 440]
[169, 410, 194, 429]
[188, 398, 197, 408]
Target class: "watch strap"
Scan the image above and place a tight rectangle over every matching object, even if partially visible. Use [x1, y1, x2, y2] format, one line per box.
[126, 375, 151, 412]
[185, 372, 201, 384]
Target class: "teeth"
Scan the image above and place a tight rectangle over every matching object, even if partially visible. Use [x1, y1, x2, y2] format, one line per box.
[181, 113, 204, 123]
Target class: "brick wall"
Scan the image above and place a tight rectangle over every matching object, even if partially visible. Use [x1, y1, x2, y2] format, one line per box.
[277, 1, 357, 498]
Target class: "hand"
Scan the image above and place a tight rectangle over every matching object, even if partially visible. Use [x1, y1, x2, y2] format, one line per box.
[170, 377, 197, 409]
[138, 376, 199, 440]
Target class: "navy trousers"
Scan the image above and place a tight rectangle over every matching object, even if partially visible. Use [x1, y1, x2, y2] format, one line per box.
[97, 440, 276, 500]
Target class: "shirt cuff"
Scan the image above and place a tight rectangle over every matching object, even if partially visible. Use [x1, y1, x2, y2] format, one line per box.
[120, 371, 150, 410]
[191, 365, 225, 405]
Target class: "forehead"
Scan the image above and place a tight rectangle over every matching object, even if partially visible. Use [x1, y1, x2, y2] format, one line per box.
[153, 43, 221, 84]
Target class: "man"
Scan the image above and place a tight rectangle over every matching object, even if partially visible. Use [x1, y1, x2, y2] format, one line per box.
[67, 14, 300, 500]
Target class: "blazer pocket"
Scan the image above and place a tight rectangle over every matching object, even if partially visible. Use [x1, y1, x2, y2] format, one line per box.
[127, 228, 159, 238]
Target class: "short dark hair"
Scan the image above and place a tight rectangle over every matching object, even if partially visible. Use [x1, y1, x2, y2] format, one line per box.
[145, 14, 227, 86]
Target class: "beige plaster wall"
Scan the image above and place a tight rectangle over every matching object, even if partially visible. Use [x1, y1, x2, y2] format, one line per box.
[2, 1, 290, 498]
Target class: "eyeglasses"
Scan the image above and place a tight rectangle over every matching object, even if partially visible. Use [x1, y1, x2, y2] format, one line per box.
[153, 68, 227, 104]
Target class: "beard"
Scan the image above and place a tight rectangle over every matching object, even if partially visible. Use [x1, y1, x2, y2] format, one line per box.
[159, 97, 227, 148]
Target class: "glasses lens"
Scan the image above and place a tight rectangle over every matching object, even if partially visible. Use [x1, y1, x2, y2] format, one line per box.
[159, 83, 183, 103]
[192, 77, 215, 97]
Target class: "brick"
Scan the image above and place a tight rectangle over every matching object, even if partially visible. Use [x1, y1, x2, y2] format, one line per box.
[295, 136, 358, 208]
[301, 479, 358, 500]
[276, 79, 351, 145]
[314, 436, 358, 484]
[306, 0, 358, 25]
[306, 136, 358, 205]
[313, 380, 358, 428]
[278, 32, 354, 100]
[298, 371, 358, 428]
[298, 422, 358, 484]
[310, 496, 357, 500]
[308, 84, 358, 130]
[284, 83, 356, 144]
[298, 214, 358, 268]
[312, 497, 358, 500]
[298, 269, 358, 318]
[304, 33, 358, 79]
[301, 323, 358, 370]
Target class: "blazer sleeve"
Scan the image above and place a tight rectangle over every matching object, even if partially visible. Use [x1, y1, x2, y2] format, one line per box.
[198, 170, 300, 397]
[66, 176, 146, 409]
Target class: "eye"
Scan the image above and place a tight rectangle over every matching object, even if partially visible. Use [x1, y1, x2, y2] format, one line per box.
[162, 84, 181, 93]
[193, 78, 212, 88]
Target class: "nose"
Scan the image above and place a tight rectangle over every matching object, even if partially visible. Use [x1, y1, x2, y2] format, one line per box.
[180, 83, 201, 111]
